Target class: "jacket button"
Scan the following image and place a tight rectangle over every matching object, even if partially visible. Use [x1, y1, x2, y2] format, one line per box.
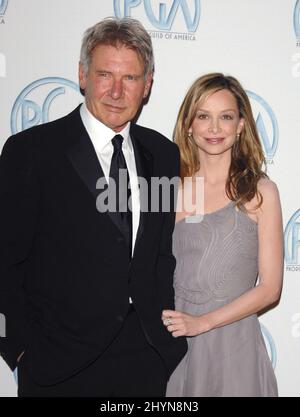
[116, 315, 124, 322]
[117, 237, 124, 243]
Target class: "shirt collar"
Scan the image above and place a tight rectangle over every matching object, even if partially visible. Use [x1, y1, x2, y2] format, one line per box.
[80, 102, 132, 153]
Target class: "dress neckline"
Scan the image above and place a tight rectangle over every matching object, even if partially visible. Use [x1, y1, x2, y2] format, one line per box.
[176, 201, 234, 225]
[175, 200, 258, 227]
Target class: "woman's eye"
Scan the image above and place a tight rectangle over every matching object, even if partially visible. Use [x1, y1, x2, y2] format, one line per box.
[197, 114, 208, 120]
[222, 114, 234, 120]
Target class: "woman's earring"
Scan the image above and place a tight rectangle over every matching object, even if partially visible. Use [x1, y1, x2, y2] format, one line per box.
[236, 132, 240, 140]
[188, 132, 193, 140]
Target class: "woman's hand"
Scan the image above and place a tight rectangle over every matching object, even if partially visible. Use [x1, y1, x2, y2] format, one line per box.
[162, 309, 211, 337]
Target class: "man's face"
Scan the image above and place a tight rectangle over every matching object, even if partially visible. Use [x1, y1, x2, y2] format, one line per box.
[79, 44, 152, 132]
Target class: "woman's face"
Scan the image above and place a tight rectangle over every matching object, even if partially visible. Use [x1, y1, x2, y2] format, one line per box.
[189, 89, 244, 156]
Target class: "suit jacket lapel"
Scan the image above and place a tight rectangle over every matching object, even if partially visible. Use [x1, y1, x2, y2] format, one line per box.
[67, 129, 104, 200]
[65, 109, 155, 250]
[66, 107, 124, 235]
[130, 126, 154, 256]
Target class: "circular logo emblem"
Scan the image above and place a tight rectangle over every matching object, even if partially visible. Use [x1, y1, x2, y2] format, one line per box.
[260, 322, 277, 369]
[246, 91, 279, 160]
[11, 77, 80, 134]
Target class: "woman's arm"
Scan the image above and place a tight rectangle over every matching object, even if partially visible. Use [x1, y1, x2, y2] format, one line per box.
[162, 179, 284, 337]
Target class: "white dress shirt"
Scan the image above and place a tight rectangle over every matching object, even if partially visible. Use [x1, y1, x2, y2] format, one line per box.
[80, 102, 140, 258]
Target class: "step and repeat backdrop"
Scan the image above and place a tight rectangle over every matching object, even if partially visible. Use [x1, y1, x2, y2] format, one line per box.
[0, 0, 299, 397]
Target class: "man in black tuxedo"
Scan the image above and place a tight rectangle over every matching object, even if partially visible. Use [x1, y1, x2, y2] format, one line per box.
[0, 17, 187, 396]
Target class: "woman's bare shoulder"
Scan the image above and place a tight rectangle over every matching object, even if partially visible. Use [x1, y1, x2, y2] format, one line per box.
[243, 178, 280, 221]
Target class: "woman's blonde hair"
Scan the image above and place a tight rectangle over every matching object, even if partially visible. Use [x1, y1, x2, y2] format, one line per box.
[175, 73, 267, 208]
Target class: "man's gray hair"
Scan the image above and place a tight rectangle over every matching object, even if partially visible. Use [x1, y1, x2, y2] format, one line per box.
[80, 17, 154, 77]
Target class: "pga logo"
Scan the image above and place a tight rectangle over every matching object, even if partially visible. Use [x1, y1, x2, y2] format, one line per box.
[11, 77, 80, 134]
[284, 209, 300, 267]
[294, 0, 300, 39]
[246, 91, 279, 161]
[114, 0, 201, 32]
[0, 0, 8, 16]
[260, 322, 277, 369]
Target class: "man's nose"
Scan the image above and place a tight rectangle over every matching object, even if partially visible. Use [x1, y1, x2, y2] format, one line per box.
[110, 78, 123, 99]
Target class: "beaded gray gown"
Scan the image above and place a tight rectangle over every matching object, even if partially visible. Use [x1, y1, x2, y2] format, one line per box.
[166, 201, 278, 397]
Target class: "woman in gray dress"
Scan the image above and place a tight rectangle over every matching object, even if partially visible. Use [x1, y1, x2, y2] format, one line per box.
[163, 73, 283, 397]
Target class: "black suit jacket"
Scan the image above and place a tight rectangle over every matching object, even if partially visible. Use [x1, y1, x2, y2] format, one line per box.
[0, 106, 187, 385]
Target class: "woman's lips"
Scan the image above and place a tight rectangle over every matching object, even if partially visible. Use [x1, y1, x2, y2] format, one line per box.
[205, 137, 225, 144]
